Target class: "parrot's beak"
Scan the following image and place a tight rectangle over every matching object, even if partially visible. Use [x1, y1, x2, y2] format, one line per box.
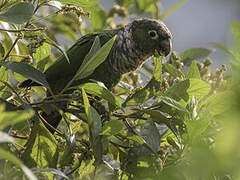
[158, 38, 172, 56]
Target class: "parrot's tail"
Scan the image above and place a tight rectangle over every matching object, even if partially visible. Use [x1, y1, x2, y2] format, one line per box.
[18, 79, 41, 88]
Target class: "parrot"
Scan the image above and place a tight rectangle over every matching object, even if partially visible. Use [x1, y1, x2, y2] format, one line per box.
[19, 18, 172, 132]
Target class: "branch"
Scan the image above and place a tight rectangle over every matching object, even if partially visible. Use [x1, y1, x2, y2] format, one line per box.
[0, 27, 46, 33]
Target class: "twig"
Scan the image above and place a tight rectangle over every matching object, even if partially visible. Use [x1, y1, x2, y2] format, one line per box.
[2, 37, 20, 62]
[0, 27, 46, 33]
[38, 112, 64, 136]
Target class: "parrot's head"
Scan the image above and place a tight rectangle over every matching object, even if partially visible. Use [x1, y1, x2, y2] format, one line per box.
[131, 19, 172, 57]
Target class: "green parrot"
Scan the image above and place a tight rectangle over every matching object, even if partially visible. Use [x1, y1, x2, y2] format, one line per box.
[19, 18, 172, 132]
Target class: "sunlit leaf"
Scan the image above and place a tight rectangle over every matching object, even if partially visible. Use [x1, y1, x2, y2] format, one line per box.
[22, 120, 58, 168]
[180, 48, 213, 65]
[231, 21, 240, 41]
[101, 120, 124, 136]
[75, 36, 116, 81]
[0, 105, 34, 130]
[160, 96, 188, 112]
[187, 78, 211, 99]
[163, 63, 185, 78]
[55, 0, 99, 7]
[79, 83, 123, 109]
[0, 148, 37, 180]
[187, 61, 200, 79]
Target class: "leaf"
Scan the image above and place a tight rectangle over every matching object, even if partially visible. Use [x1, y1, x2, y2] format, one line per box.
[79, 83, 123, 109]
[0, 61, 50, 88]
[0, 43, 5, 61]
[199, 91, 233, 116]
[163, 63, 185, 78]
[160, 0, 187, 20]
[51, 43, 70, 64]
[0, 148, 37, 180]
[82, 88, 92, 125]
[187, 79, 211, 99]
[22, 120, 58, 168]
[76, 36, 101, 79]
[136, 120, 161, 153]
[153, 55, 163, 82]
[75, 35, 116, 80]
[0, 2, 34, 24]
[160, 96, 188, 112]
[187, 61, 201, 79]
[31, 168, 68, 179]
[55, 0, 99, 7]
[33, 43, 50, 63]
[82, 89, 102, 164]
[25, 31, 70, 63]
[123, 78, 160, 106]
[143, 110, 181, 141]
[0, 98, 18, 111]
[209, 42, 237, 60]
[89, 5, 107, 31]
[102, 155, 120, 171]
[180, 48, 213, 65]
[0, 105, 34, 130]
[101, 120, 124, 136]
[165, 79, 190, 102]
[231, 21, 240, 41]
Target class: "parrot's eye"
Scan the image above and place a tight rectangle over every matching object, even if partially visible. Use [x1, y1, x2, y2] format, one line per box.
[148, 30, 158, 40]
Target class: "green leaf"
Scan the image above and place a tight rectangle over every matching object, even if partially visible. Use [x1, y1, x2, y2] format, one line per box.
[123, 78, 160, 106]
[79, 83, 123, 109]
[160, 0, 187, 20]
[0, 105, 34, 130]
[0, 61, 50, 88]
[187, 79, 211, 99]
[180, 48, 213, 65]
[25, 31, 70, 63]
[136, 0, 158, 14]
[153, 55, 163, 82]
[89, 106, 102, 165]
[76, 36, 101, 80]
[75, 35, 116, 80]
[0, 148, 37, 180]
[199, 91, 233, 116]
[160, 96, 188, 112]
[143, 110, 181, 141]
[33, 43, 50, 63]
[55, 0, 99, 7]
[89, 5, 107, 31]
[0, 2, 34, 24]
[137, 120, 161, 153]
[101, 120, 124, 136]
[187, 61, 201, 79]
[22, 120, 58, 168]
[209, 42, 237, 60]
[163, 63, 185, 78]
[0, 43, 5, 61]
[0, 98, 18, 111]
[165, 79, 190, 102]
[82, 89, 102, 164]
[82, 88, 92, 125]
[231, 21, 240, 41]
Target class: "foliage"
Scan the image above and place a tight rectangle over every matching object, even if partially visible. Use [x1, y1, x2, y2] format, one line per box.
[0, 0, 239, 179]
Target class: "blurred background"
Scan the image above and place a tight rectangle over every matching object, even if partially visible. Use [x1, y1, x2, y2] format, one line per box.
[101, 0, 240, 68]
